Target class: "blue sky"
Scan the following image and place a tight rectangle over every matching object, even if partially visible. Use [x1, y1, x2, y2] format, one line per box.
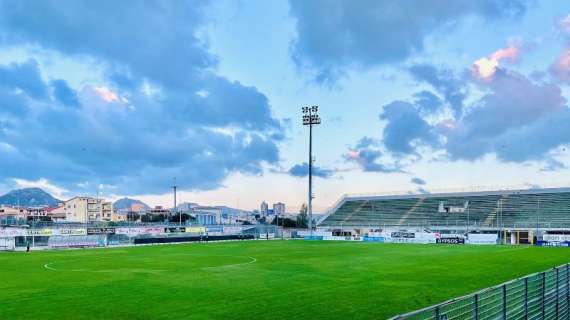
[1, 1, 570, 212]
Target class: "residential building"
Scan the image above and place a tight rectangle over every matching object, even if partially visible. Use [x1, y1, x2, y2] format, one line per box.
[148, 206, 171, 216]
[26, 207, 49, 220]
[63, 197, 114, 222]
[260, 201, 269, 216]
[273, 202, 286, 216]
[111, 209, 127, 222]
[0, 205, 27, 220]
[46, 205, 66, 222]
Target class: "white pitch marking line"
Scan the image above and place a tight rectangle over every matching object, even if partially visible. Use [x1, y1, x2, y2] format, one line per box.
[44, 262, 57, 271]
[202, 256, 257, 270]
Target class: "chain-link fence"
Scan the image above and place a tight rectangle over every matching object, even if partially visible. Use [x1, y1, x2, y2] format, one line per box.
[390, 264, 570, 320]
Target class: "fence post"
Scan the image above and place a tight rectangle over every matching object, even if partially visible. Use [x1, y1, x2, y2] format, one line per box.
[503, 284, 508, 320]
[473, 293, 479, 320]
[557, 268, 560, 320]
[525, 277, 529, 320]
[566, 264, 570, 319]
[435, 306, 440, 320]
[542, 272, 546, 320]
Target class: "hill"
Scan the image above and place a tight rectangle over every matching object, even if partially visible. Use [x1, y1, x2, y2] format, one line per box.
[114, 197, 150, 211]
[0, 188, 61, 207]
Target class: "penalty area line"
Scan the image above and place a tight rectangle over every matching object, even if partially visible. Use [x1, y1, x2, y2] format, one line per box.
[202, 256, 257, 271]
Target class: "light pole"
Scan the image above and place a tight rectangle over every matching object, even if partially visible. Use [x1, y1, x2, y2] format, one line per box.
[173, 178, 179, 226]
[302, 106, 321, 237]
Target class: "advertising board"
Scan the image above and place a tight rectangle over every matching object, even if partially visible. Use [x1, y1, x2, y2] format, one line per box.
[86, 227, 115, 235]
[53, 228, 87, 236]
[467, 234, 498, 245]
[0, 228, 26, 237]
[164, 227, 185, 233]
[391, 232, 415, 238]
[26, 229, 53, 236]
[436, 237, 465, 244]
[186, 227, 206, 233]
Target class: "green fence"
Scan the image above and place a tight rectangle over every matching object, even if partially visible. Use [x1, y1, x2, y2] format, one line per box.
[390, 264, 570, 320]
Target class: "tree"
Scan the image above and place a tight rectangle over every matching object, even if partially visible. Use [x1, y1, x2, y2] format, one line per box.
[296, 203, 308, 228]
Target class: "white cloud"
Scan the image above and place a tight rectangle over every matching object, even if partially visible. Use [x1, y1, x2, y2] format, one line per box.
[13, 178, 68, 198]
[472, 44, 521, 80]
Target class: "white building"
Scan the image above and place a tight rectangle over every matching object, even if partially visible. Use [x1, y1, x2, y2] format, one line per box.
[63, 197, 114, 222]
[192, 206, 222, 225]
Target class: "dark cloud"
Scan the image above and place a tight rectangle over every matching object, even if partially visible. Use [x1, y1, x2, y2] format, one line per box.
[351, 65, 570, 172]
[50, 79, 79, 108]
[413, 91, 443, 115]
[0, 59, 48, 100]
[288, 162, 334, 178]
[411, 177, 426, 185]
[289, 0, 527, 83]
[380, 101, 440, 155]
[345, 139, 403, 173]
[409, 64, 467, 118]
[0, 1, 286, 194]
[445, 70, 569, 162]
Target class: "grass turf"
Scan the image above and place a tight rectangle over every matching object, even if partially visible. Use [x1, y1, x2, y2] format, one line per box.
[1, 241, 570, 319]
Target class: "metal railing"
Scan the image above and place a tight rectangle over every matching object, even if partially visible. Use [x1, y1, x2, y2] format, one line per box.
[390, 264, 570, 320]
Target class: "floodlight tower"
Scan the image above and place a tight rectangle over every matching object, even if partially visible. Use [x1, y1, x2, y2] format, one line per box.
[302, 106, 321, 237]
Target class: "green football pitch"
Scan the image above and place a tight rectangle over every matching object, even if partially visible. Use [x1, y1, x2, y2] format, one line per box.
[2, 241, 570, 319]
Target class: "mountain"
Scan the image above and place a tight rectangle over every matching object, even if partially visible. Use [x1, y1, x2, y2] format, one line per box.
[0, 188, 61, 207]
[114, 198, 150, 211]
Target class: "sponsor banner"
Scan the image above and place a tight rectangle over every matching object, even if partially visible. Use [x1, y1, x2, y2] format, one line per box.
[363, 236, 384, 242]
[87, 227, 115, 235]
[116, 228, 147, 236]
[186, 227, 206, 233]
[387, 238, 436, 244]
[537, 241, 570, 247]
[467, 234, 498, 245]
[0, 228, 26, 237]
[223, 227, 243, 235]
[164, 227, 185, 233]
[26, 229, 53, 236]
[298, 231, 332, 237]
[323, 236, 362, 241]
[206, 226, 223, 233]
[436, 237, 465, 244]
[143, 227, 164, 235]
[391, 232, 415, 239]
[304, 236, 323, 240]
[543, 235, 570, 242]
[53, 228, 87, 236]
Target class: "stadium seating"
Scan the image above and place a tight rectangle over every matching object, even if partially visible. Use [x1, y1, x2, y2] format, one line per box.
[319, 188, 570, 229]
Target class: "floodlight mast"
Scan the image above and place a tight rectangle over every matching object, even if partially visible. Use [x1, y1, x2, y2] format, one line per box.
[302, 106, 321, 237]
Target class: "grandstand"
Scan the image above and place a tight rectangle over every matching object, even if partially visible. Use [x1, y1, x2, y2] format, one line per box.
[318, 187, 570, 230]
